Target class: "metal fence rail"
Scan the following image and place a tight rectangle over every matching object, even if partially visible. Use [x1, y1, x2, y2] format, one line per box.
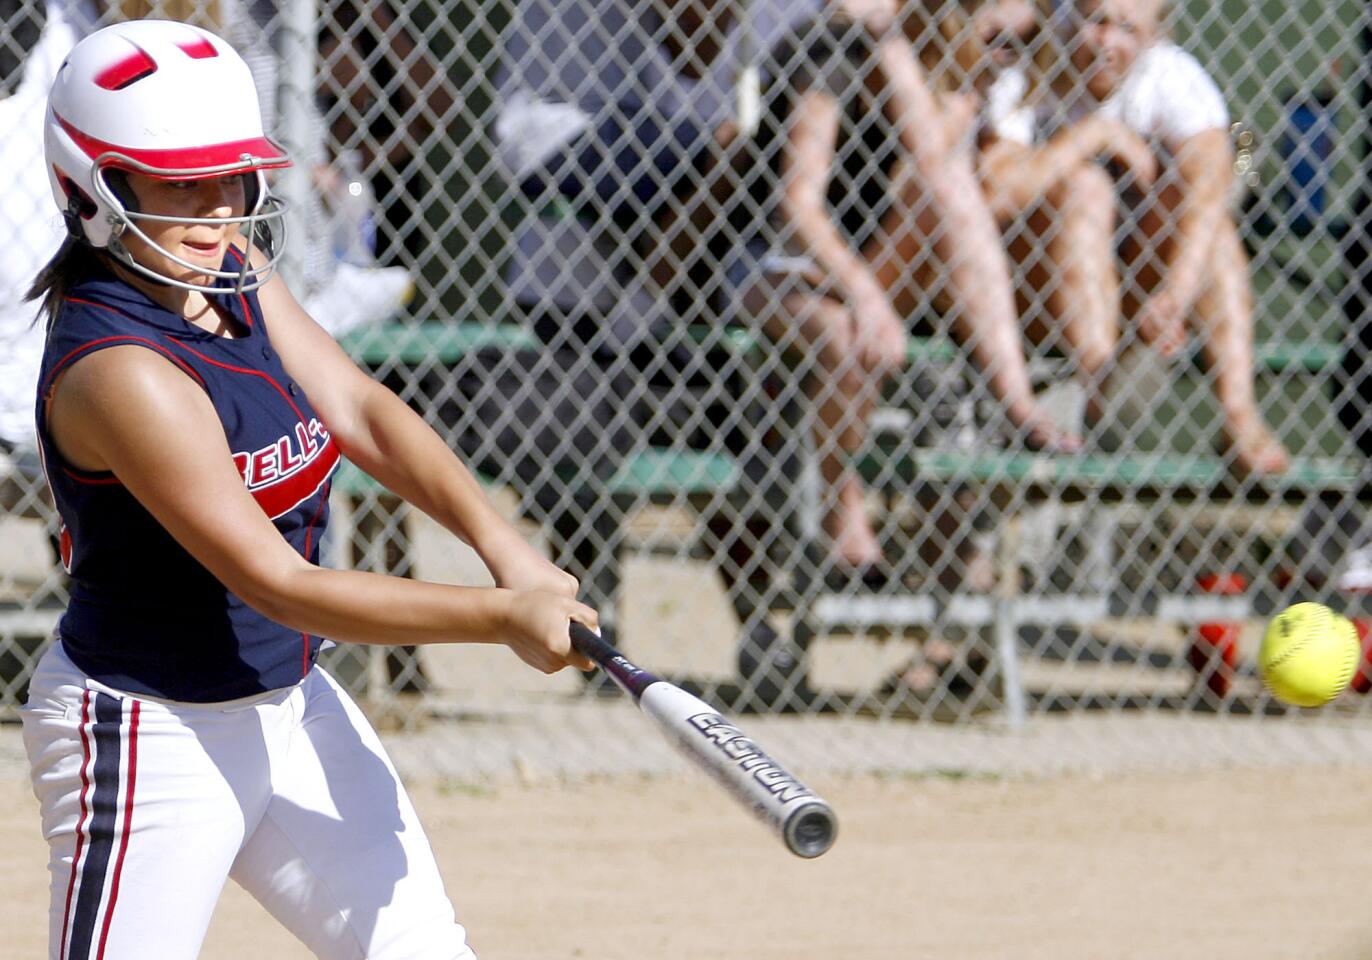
[2, 0, 1371, 774]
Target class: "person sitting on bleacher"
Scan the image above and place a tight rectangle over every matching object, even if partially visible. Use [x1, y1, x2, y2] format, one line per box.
[980, 0, 1290, 475]
[494, 0, 813, 688]
[733, 0, 1079, 586]
[976, 0, 1146, 428]
[497, 0, 795, 338]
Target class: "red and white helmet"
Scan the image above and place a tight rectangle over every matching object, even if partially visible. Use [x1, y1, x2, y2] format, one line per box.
[45, 19, 291, 292]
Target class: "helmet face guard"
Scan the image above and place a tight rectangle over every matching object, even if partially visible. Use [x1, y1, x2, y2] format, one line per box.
[44, 20, 293, 294]
[91, 156, 290, 294]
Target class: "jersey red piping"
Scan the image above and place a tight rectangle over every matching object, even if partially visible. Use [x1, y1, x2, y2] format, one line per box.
[44, 317, 211, 485]
[45, 322, 208, 392]
[223, 246, 256, 326]
[165, 339, 310, 424]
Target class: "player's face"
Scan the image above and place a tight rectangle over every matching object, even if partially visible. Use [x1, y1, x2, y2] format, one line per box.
[118, 171, 247, 284]
[1070, 0, 1157, 99]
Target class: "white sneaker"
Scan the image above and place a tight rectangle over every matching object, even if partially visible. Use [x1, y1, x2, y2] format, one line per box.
[1338, 543, 1372, 592]
[303, 262, 414, 338]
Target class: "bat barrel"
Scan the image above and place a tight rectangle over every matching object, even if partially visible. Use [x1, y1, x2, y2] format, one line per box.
[640, 681, 838, 859]
[568, 622, 838, 858]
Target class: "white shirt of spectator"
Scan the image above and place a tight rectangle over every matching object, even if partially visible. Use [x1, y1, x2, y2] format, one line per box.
[986, 41, 1229, 153]
[0, 8, 77, 447]
[495, 91, 594, 184]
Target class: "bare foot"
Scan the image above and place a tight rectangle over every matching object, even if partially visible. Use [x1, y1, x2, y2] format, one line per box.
[1023, 420, 1084, 454]
[822, 477, 883, 567]
[1006, 400, 1083, 454]
[1009, 411, 1083, 454]
[1220, 421, 1290, 476]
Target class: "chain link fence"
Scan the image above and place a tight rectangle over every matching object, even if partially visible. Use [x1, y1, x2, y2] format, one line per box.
[2, 0, 1371, 777]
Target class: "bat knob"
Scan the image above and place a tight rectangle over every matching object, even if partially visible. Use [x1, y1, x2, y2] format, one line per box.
[784, 801, 838, 859]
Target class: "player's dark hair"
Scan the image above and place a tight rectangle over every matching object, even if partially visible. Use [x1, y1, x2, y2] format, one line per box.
[26, 236, 105, 329]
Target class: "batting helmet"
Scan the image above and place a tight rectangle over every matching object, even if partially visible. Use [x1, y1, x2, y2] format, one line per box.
[44, 19, 291, 292]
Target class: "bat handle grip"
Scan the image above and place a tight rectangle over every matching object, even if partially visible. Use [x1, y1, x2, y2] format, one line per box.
[568, 621, 658, 699]
[569, 620, 616, 664]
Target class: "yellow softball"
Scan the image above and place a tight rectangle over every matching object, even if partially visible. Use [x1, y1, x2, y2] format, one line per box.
[1259, 603, 1359, 707]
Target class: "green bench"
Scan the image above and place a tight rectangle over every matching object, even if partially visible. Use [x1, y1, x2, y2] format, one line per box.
[715, 326, 1343, 374]
[633, 317, 1357, 521]
[821, 330, 1352, 724]
[339, 320, 538, 364]
[338, 320, 740, 503]
[859, 446, 1363, 495]
[861, 325, 1354, 495]
[1254, 340, 1342, 373]
[332, 448, 738, 503]
[337, 318, 1355, 724]
[701, 319, 1351, 491]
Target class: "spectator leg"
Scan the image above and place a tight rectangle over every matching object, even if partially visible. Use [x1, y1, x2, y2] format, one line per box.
[1123, 189, 1288, 474]
[748, 284, 883, 568]
[1192, 220, 1289, 473]
[869, 153, 1074, 448]
[1008, 164, 1121, 425]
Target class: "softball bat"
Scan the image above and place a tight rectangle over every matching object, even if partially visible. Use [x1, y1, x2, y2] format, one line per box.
[569, 621, 837, 858]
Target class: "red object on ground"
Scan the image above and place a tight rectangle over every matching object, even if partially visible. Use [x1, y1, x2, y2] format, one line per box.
[1351, 619, 1372, 694]
[1187, 573, 1247, 698]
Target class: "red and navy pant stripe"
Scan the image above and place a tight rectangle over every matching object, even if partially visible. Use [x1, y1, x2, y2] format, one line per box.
[61, 690, 140, 960]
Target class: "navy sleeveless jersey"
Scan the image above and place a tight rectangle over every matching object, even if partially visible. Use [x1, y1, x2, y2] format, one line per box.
[35, 255, 340, 702]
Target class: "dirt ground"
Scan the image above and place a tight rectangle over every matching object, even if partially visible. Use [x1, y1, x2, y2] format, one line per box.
[4, 764, 1372, 959]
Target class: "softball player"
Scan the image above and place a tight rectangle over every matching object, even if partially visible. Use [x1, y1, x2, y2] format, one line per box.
[21, 20, 596, 959]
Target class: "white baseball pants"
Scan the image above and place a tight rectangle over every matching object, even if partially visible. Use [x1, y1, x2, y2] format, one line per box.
[22, 640, 477, 960]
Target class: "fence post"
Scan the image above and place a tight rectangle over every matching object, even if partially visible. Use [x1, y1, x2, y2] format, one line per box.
[276, 0, 315, 290]
[994, 600, 1026, 728]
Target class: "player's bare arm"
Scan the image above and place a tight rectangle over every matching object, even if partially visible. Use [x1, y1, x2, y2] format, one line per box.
[249, 247, 577, 598]
[46, 344, 594, 670]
